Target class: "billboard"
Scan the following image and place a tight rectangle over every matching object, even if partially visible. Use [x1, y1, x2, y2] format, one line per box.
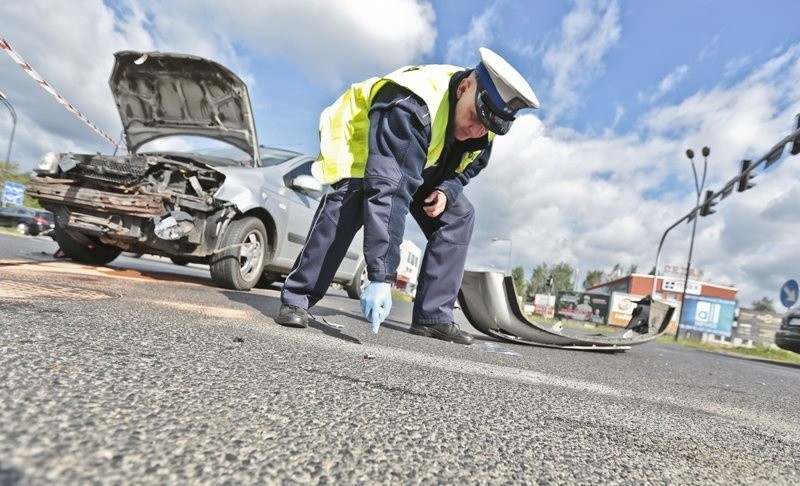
[607, 292, 643, 327]
[733, 309, 782, 345]
[555, 292, 609, 323]
[680, 295, 736, 337]
[533, 294, 555, 318]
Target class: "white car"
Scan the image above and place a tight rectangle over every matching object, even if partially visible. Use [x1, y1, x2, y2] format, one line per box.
[30, 51, 366, 295]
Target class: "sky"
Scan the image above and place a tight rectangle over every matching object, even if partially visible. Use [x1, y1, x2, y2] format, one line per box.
[1, 0, 799, 309]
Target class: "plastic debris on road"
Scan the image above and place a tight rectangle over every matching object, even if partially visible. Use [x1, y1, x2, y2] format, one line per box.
[469, 341, 520, 356]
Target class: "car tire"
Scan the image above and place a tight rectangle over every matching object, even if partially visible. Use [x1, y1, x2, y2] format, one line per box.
[15, 222, 30, 235]
[346, 260, 369, 299]
[210, 216, 267, 291]
[54, 225, 121, 265]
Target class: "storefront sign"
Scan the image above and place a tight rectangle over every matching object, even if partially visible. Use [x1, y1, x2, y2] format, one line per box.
[680, 295, 736, 337]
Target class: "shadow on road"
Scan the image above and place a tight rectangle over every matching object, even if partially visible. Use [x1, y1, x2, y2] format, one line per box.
[220, 290, 367, 345]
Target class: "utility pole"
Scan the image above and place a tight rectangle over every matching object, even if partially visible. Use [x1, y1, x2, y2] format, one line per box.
[675, 147, 709, 340]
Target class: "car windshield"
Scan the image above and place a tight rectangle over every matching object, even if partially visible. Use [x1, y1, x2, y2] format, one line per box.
[196, 146, 303, 168]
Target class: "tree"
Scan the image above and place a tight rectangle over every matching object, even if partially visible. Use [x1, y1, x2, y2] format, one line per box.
[751, 297, 775, 312]
[525, 261, 575, 296]
[608, 263, 623, 280]
[550, 262, 575, 293]
[512, 266, 526, 298]
[527, 263, 549, 296]
[583, 269, 604, 290]
[627, 264, 638, 275]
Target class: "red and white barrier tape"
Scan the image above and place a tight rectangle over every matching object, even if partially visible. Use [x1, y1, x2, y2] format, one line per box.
[0, 37, 121, 149]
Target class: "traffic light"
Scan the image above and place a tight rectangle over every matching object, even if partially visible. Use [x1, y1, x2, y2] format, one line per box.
[546, 275, 554, 290]
[736, 159, 756, 192]
[699, 190, 717, 217]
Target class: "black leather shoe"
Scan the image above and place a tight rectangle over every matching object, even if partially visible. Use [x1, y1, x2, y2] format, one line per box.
[275, 304, 309, 328]
[409, 323, 474, 345]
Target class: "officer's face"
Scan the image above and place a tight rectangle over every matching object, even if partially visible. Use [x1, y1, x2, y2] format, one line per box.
[453, 75, 489, 141]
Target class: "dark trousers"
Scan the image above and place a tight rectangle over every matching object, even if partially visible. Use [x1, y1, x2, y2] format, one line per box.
[280, 179, 475, 325]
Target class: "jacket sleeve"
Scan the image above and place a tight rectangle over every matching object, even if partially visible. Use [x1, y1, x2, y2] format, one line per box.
[363, 85, 431, 282]
[436, 141, 492, 207]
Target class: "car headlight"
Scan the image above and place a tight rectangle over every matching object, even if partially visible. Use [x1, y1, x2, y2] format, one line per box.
[35, 152, 61, 175]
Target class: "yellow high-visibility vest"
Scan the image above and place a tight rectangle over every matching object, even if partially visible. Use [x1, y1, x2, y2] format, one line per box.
[313, 64, 491, 184]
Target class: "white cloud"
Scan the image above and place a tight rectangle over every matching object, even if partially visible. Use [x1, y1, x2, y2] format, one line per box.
[460, 43, 800, 306]
[637, 65, 689, 104]
[541, 0, 621, 121]
[0, 0, 156, 165]
[445, 5, 498, 66]
[697, 35, 719, 63]
[0, 0, 437, 169]
[153, 0, 437, 87]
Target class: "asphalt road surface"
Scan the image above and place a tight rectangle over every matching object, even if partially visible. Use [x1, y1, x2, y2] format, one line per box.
[2, 233, 799, 484]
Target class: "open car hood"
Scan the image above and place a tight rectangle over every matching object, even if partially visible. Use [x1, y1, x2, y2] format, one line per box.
[110, 51, 259, 159]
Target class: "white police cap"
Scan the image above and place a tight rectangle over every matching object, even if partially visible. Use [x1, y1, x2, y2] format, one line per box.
[474, 47, 539, 135]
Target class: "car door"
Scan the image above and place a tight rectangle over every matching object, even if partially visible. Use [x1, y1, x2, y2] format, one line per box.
[0, 207, 21, 228]
[268, 158, 324, 271]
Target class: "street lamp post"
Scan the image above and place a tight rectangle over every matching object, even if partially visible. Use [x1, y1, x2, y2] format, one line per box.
[0, 91, 18, 180]
[675, 147, 709, 340]
[491, 237, 512, 275]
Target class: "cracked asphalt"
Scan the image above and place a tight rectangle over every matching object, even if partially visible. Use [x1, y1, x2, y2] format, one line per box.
[1, 233, 799, 484]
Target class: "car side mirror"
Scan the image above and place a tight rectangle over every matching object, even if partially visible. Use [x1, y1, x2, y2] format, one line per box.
[291, 174, 324, 194]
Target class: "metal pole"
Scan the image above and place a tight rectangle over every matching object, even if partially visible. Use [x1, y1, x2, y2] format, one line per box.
[545, 288, 551, 321]
[675, 148, 709, 341]
[651, 218, 686, 296]
[0, 91, 18, 179]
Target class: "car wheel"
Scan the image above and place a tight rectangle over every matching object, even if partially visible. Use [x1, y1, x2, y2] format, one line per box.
[346, 260, 369, 299]
[210, 216, 267, 290]
[15, 222, 30, 235]
[54, 225, 121, 265]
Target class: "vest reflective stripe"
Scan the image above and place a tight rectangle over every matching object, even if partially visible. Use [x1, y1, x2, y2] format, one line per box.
[314, 64, 488, 184]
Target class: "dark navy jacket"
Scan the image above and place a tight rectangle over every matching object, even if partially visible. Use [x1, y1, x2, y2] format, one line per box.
[362, 69, 492, 282]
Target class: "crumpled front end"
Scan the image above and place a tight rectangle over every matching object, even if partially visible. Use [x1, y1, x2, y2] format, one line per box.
[29, 152, 235, 257]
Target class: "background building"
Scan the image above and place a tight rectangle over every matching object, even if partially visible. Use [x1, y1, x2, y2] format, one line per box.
[587, 273, 738, 337]
[395, 240, 421, 296]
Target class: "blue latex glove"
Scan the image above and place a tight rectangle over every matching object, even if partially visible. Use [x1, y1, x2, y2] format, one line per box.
[360, 282, 393, 333]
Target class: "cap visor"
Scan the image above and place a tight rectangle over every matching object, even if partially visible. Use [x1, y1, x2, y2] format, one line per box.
[475, 89, 512, 135]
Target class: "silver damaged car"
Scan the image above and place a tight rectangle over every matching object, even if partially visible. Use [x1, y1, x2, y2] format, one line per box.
[30, 50, 366, 295]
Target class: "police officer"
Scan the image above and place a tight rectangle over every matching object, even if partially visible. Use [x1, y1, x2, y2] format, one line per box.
[275, 47, 539, 344]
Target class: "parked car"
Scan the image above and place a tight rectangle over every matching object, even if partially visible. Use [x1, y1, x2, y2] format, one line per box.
[0, 205, 55, 236]
[775, 309, 800, 354]
[29, 50, 367, 295]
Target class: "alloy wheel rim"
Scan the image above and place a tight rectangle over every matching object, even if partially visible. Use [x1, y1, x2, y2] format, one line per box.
[238, 230, 264, 281]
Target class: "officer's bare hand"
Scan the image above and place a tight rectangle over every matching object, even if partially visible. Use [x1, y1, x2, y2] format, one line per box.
[423, 190, 447, 217]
